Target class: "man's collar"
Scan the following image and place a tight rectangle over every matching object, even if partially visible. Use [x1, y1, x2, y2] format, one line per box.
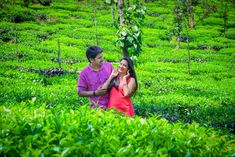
[88, 62, 104, 72]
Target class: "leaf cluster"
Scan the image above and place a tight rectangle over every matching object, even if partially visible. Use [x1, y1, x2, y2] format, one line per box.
[115, 1, 146, 57]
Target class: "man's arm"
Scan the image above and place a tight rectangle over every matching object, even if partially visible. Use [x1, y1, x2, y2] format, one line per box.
[78, 72, 107, 97]
[78, 90, 94, 97]
[78, 88, 107, 97]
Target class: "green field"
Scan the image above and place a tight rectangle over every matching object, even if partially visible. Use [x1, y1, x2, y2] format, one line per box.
[0, 0, 235, 156]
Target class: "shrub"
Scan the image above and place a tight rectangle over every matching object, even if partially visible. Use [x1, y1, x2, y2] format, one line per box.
[0, 105, 234, 156]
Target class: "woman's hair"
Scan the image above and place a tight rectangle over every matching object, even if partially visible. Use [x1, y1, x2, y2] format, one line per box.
[108, 57, 138, 94]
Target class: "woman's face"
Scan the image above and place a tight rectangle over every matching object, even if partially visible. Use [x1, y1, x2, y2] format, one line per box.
[118, 59, 128, 74]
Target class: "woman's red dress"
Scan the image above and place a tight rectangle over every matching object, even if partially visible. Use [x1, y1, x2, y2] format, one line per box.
[108, 77, 134, 116]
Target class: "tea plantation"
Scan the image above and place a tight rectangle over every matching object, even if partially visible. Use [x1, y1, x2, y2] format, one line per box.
[0, 0, 235, 156]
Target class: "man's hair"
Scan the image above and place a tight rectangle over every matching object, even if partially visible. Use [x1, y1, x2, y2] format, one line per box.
[86, 46, 103, 62]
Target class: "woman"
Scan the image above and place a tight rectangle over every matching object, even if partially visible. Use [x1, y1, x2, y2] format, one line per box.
[100, 57, 138, 116]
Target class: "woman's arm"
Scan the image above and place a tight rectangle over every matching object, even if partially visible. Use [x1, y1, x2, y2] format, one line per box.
[100, 70, 118, 90]
[123, 77, 136, 97]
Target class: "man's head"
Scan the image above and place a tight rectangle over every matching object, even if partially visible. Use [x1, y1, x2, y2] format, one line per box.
[86, 46, 103, 63]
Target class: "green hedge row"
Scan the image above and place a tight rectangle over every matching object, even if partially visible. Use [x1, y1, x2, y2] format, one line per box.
[1, 104, 234, 156]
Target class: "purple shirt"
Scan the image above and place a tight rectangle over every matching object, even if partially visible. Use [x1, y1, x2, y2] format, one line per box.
[78, 62, 114, 109]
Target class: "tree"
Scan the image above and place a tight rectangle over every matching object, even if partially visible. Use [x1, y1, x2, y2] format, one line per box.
[218, 0, 233, 37]
[118, 0, 125, 27]
[105, 0, 117, 25]
[176, 0, 217, 29]
[116, 0, 146, 57]
[173, 0, 192, 74]
[173, 5, 184, 49]
[116, 0, 128, 57]
[94, 0, 98, 46]
[178, 0, 198, 29]
[198, 0, 217, 22]
[173, 0, 218, 74]
[221, 0, 228, 37]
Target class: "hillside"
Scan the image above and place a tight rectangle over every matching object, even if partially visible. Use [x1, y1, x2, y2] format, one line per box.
[0, 0, 235, 156]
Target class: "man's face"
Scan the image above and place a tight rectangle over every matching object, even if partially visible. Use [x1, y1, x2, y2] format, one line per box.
[91, 53, 103, 66]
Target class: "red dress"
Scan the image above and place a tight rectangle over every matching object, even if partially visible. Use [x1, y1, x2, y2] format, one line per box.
[108, 77, 134, 116]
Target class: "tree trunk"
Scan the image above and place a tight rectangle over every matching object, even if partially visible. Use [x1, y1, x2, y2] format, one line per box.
[118, 0, 127, 57]
[94, 0, 98, 46]
[111, 4, 115, 25]
[223, 3, 228, 37]
[118, 0, 125, 26]
[189, 12, 194, 28]
[57, 39, 62, 69]
[176, 36, 180, 50]
[122, 47, 128, 57]
[188, 0, 194, 29]
[186, 27, 190, 75]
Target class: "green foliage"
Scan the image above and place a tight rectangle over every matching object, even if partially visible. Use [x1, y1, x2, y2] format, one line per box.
[115, 25, 142, 56]
[0, 0, 235, 155]
[115, 1, 146, 57]
[12, 7, 36, 23]
[0, 105, 234, 156]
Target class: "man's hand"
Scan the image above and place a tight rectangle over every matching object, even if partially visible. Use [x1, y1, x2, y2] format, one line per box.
[95, 87, 107, 96]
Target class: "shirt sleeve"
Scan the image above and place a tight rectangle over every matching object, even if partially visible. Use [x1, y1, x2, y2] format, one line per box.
[78, 71, 88, 93]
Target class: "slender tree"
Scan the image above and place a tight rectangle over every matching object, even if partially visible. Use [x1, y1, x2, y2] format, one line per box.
[117, 0, 128, 57]
[185, 22, 190, 75]
[57, 39, 62, 69]
[173, 0, 218, 74]
[116, 0, 146, 57]
[94, 0, 98, 46]
[179, 0, 217, 29]
[111, 3, 115, 24]
[220, 0, 229, 37]
[189, 0, 196, 28]
[174, 0, 192, 74]
[105, 0, 117, 25]
[179, 0, 198, 29]
[173, 5, 184, 49]
[118, 0, 125, 27]
[198, 0, 217, 22]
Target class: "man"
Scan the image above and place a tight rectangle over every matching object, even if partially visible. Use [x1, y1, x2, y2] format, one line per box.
[77, 46, 114, 109]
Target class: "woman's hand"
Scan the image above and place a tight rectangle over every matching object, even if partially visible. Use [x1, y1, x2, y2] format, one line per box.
[111, 69, 118, 78]
[123, 71, 130, 83]
[99, 69, 118, 91]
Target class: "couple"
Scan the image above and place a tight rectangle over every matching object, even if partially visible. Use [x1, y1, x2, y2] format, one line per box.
[77, 46, 137, 116]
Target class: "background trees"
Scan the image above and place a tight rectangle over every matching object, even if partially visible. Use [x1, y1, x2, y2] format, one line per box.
[173, 0, 218, 74]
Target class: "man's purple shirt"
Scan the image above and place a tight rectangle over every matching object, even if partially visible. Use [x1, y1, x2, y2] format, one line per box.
[78, 62, 114, 109]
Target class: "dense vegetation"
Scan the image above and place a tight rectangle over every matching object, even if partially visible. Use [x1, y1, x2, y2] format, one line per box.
[0, 0, 234, 156]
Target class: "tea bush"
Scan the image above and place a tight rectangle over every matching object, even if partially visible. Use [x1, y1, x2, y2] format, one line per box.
[0, 104, 234, 156]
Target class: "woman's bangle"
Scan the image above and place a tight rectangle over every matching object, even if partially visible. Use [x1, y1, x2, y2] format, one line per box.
[93, 91, 96, 96]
